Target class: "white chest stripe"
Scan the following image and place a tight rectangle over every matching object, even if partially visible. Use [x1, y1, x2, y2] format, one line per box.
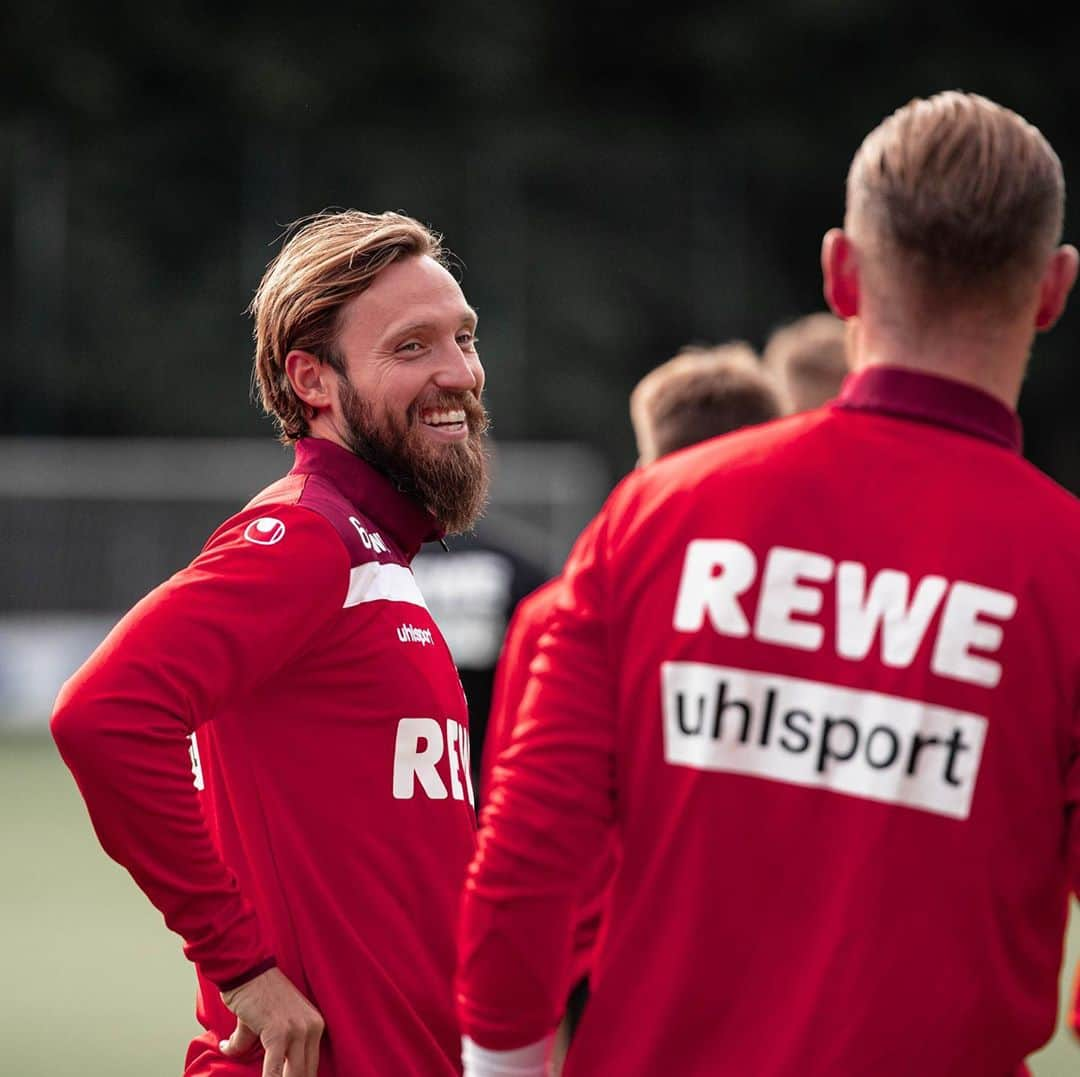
[343, 562, 429, 610]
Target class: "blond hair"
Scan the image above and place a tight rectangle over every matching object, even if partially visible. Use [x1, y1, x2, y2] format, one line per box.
[250, 210, 444, 442]
[847, 91, 1065, 310]
[630, 342, 782, 463]
[763, 312, 848, 413]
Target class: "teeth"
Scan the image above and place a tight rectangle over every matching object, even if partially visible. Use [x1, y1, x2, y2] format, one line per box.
[423, 410, 466, 426]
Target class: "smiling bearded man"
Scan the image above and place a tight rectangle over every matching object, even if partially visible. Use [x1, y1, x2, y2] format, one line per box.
[52, 210, 489, 1077]
[338, 379, 490, 536]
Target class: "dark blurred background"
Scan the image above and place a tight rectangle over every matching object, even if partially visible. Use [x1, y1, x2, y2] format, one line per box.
[3, 1, 1079, 479]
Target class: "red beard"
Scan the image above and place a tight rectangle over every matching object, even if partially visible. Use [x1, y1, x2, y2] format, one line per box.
[337, 377, 490, 535]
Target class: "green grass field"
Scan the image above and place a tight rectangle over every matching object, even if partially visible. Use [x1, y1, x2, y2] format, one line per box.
[3, 732, 1080, 1076]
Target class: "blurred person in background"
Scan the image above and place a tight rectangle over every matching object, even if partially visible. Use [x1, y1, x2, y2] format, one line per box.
[762, 310, 849, 412]
[481, 341, 783, 804]
[456, 90, 1079, 1077]
[480, 340, 783, 1073]
[52, 210, 488, 1077]
[412, 507, 549, 796]
[627, 341, 781, 465]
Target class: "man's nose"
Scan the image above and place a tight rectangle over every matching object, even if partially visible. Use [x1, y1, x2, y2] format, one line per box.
[434, 344, 483, 394]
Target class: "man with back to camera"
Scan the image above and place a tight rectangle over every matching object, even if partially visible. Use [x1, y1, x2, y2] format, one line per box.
[479, 342, 784, 1072]
[455, 92, 1080, 1076]
[52, 210, 488, 1077]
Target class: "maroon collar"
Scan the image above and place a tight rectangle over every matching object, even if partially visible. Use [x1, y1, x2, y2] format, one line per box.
[834, 365, 1022, 454]
[290, 437, 444, 553]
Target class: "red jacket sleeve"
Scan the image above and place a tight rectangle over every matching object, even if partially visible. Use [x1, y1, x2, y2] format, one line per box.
[51, 504, 349, 988]
[457, 507, 617, 1049]
[480, 579, 563, 806]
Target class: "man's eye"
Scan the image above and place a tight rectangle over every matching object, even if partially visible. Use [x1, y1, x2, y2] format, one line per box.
[457, 333, 478, 347]
[397, 341, 423, 353]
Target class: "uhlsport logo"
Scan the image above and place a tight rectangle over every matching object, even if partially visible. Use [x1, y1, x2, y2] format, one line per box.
[662, 662, 987, 819]
[243, 517, 286, 545]
[398, 623, 435, 647]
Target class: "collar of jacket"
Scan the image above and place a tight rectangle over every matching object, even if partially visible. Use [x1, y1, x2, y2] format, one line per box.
[290, 436, 445, 556]
[834, 364, 1022, 454]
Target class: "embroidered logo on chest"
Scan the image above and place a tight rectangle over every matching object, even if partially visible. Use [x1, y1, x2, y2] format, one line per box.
[397, 623, 435, 647]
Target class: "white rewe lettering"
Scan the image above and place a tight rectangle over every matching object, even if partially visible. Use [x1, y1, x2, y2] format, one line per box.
[931, 582, 1017, 688]
[754, 547, 833, 651]
[393, 718, 447, 799]
[392, 717, 474, 805]
[835, 564, 948, 666]
[446, 721, 464, 801]
[458, 724, 475, 806]
[673, 540, 756, 635]
[672, 540, 1016, 688]
[661, 661, 988, 819]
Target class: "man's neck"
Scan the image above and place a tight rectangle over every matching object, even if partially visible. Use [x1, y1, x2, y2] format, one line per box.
[848, 316, 1033, 409]
[306, 415, 350, 451]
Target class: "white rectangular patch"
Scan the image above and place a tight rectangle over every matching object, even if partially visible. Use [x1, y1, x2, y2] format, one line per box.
[344, 562, 428, 610]
[661, 662, 987, 819]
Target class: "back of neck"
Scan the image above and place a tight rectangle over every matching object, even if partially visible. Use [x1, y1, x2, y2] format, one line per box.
[848, 317, 1031, 409]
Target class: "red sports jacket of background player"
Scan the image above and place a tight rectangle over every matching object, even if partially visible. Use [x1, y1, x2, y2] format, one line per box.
[52, 437, 477, 1076]
[481, 578, 562, 807]
[457, 366, 1080, 1077]
[482, 575, 614, 992]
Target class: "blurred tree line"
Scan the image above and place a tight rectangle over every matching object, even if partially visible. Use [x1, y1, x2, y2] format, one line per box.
[2, 1, 1079, 485]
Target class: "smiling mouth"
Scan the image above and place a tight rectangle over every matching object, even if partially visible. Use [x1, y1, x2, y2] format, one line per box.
[420, 408, 468, 434]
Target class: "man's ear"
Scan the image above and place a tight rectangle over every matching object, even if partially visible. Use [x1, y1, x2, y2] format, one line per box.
[821, 228, 860, 319]
[1034, 244, 1079, 331]
[284, 350, 334, 413]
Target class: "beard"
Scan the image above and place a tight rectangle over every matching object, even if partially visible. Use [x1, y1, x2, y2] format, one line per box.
[337, 377, 490, 535]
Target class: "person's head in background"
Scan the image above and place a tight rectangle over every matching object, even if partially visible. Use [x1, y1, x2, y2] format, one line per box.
[629, 341, 783, 466]
[762, 312, 849, 413]
[822, 90, 1078, 407]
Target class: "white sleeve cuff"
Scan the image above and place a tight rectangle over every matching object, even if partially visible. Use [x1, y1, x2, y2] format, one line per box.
[461, 1033, 554, 1077]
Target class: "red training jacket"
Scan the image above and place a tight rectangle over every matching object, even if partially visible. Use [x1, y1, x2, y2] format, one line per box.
[481, 578, 563, 806]
[53, 437, 477, 1076]
[458, 366, 1080, 1077]
[481, 574, 613, 991]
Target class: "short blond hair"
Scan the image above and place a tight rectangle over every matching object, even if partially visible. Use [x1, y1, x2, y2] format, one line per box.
[847, 91, 1065, 309]
[763, 312, 848, 413]
[250, 210, 444, 442]
[630, 342, 782, 464]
